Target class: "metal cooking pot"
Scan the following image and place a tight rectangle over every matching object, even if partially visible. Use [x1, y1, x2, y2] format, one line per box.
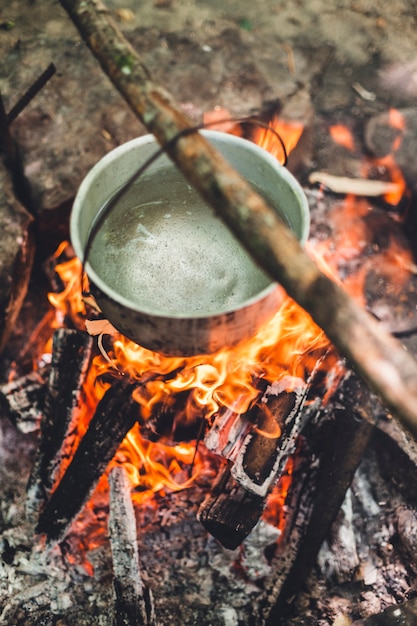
[70, 130, 309, 356]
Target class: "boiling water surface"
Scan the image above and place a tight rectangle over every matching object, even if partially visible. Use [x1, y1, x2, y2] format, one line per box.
[88, 167, 272, 316]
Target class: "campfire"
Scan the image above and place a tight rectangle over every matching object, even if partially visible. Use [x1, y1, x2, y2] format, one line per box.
[2, 1, 417, 625]
[6, 115, 333, 543]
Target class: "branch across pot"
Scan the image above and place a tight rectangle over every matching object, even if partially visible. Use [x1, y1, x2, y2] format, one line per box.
[70, 130, 309, 356]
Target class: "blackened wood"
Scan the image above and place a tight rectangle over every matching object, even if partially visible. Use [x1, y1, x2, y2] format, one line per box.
[258, 370, 377, 626]
[139, 389, 205, 443]
[26, 328, 93, 523]
[197, 464, 266, 550]
[0, 370, 47, 434]
[35, 377, 140, 542]
[231, 376, 308, 497]
[199, 375, 313, 548]
[373, 414, 417, 503]
[109, 466, 155, 626]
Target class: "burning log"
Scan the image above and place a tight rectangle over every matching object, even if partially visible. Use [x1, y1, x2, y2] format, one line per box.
[26, 327, 93, 523]
[0, 369, 47, 434]
[231, 376, 309, 497]
[258, 369, 377, 625]
[199, 375, 311, 548]
[35, 377, 140, 541]
[197, 465, 266, 550]
[59, 0, 417, 440]
[205, 375, 308, 496]
[109, 466, 155, 626]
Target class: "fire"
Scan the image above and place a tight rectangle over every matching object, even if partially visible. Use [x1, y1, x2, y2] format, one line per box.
[203, 106, 243, 136]
[44, 249, 329, 518]
[363, 153, 407, 207]
[40, 116, 332, 535]
[328, 111, 408, 208]
[329, 124, 356, 152]
[252, 115, 304, 162]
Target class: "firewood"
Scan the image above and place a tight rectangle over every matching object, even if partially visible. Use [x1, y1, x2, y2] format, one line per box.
[26, 328, 93, 524]
[35, 377, 140, 542]
[198, 355, 327, 550]
[308, 171, 401, 197]
[198, 376, 309, 549]
[258, 370, 377, 626]
[109, 466, 156, 626]
[197, 464, 266, 550]
[205, 376, 307, 498]
[59, 0, 417, 440]
[0, 369, 47, 434]
[231, 376, 309, 497]
[139, 388, 206, 443]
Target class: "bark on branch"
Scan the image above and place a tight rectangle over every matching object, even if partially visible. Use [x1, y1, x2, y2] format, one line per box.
[60, 0, 417, 437]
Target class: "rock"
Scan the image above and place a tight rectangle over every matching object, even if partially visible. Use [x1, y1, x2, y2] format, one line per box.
[0, 158, 35, 354]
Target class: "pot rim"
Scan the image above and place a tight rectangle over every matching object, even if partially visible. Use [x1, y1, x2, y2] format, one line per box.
[70, 130, 309, 321]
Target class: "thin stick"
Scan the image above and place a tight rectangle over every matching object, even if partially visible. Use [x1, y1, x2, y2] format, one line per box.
[6, 63, 56, 125]
[109, 466, 155, 626]
[59, 0, 417, 438]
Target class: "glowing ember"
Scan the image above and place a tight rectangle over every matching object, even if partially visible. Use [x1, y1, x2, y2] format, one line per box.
[328, 111, 408, 208]
[329, 124, 356, 152]
[364, 153, 407, 207]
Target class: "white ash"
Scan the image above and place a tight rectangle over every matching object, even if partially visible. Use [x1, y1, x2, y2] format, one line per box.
[318, 489, 359, 584]
[238, 520, 281, 582]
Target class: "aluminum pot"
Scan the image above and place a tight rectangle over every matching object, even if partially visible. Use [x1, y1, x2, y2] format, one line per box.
[70, 130, 309, 356]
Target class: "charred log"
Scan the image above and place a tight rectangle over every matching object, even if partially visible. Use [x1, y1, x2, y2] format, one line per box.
[197, 463, 266, 551]
[26, 328, 93, 523]
[258, 370, 377, 626]
[231, 376, 309, 497]
[198, 370, 319, 548]
[35, 377, 140, 542]
[109, 466, 155, 626]
[0, 369, 47, 434]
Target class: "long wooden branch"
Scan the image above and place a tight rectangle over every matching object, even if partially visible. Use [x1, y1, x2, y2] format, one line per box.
[59, 0, 417, 437]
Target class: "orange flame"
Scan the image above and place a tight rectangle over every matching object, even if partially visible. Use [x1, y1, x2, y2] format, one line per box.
[43, 239, 330, 508]
[374, 109, 408, 207]
[365, 153, 407, 206]
[252, 116, 304, 162]
[328, 112, 407, 207]
[329, 124, 356, 152]
[42, 117, 333, 524]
